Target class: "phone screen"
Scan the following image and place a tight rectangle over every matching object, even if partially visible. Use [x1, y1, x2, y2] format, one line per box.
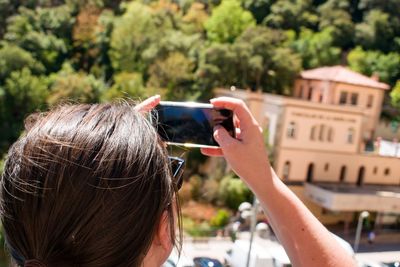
[154, 102, 235, 147]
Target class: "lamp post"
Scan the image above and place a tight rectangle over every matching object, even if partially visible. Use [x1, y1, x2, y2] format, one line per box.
[245, 198, 258, 267]
[354, 211, 369, 253]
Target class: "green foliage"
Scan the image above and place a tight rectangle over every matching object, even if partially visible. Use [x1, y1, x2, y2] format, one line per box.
[4, 5, 74, 72]
[0, 154, 6, 174]
[205, 0, 256, 43]
[101, 72, 145, 101]
[241, 0, 273, 24]
[218, 174, 252, 210]
[189, 174, 203, 201]
[390, 81, 400, 110]
[210, 209, 230, 228]
[182, 2, 209, 34]
[183, 217, 214, 237]
[47, 63, 106, 106]
[109, 2, 158, 73]
[4, 68, 48, 110]
[0, 68, 49, 151]
[347, 46, 400, 85]
[355, 10, 395, 52]
[264, 0, 318, 32]
[292, 27, 341, 69]
[318, 0, 354, 47]
[0, 0, 400, 166]
[148, 52, 195, 100]
[0, 43, 44, 81]
[198, 26, 301, 94]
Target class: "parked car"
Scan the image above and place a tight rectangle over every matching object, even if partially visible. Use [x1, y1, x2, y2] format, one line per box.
[193, 257, 223, 267]
[164, 250, 195, 267]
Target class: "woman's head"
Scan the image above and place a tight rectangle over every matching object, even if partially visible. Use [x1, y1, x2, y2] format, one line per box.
[1, 102, 181, 267]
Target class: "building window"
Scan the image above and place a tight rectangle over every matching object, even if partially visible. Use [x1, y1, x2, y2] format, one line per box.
[287, 122, 296, 138]
[319, 93, 323, 103]
[339, 91, 347, 105]
[306, 163, 314, 183]
[351, 93, 358, 105]
[384, 168, 390, 176]
[283, 161, 291, 180]
[319, 124, 325, 141]
[339, 166, 346, 182]
[357, 166, 365, 186]
[327, 128, 334, 142]
[308, 87, 313, 100]
[299, 86, 304, 98]
[347, 128, 354, 144]
[324, 163, 329, 171]
[373, 167, 378, 174]
[310, 126, 316, 141]
[367, 95, 373, 108]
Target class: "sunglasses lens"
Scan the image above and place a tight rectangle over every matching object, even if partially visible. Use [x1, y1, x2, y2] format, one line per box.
[169, 157, 185, 190]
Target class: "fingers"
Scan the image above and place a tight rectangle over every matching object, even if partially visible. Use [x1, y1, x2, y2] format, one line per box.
[135, 95, 160, 113]
[210, 97, 256, 129]
[200, 147, 224, 157]
[213, 125, 240, 149]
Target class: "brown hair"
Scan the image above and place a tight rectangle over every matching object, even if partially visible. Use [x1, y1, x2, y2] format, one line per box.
[0, 102, 181, 267]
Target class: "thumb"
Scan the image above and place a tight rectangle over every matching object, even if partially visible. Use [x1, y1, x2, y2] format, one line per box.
[213, 125, 238, 149]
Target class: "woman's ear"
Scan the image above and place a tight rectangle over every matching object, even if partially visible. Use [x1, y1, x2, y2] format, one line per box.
[156, 211, 173, 253]
[143, 211, 174, 266]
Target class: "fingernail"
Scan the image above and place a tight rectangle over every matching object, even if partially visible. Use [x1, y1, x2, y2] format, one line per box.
[154, 94, 160, 98]
[210, 98, 217, 103]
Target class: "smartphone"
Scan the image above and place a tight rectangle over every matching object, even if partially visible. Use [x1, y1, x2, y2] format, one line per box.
[151, 101, 235, 148]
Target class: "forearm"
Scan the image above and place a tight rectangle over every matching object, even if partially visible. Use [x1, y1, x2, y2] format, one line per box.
[247, 167, 356, 267]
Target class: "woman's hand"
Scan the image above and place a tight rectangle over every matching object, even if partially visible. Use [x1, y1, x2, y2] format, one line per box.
[201, 97, 271, 188]
[134, 95, 160, 113]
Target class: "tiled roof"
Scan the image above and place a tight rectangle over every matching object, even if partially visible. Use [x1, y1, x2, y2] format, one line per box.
[299, 65, 390, 90]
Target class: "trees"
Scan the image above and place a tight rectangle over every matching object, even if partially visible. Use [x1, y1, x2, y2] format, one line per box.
[101, 72, 145, 102]
[0, 43, 44, 81]
[0, 68, 48, 150]
[47, 63, 106, 106]
[147, 52, 195, 100]
[204, 0, 256, 43]
[347, 47, 400, 86]
[355, 10, 395, 52]
[317, 0, 354, 48]
[4, 5, 74, 72]
[292, 27, 341, 69]
[264, 0, 318, 32]
[390, 81, 400, 110]
[198, 26, 301, 94]
[109, 2, 158, 73]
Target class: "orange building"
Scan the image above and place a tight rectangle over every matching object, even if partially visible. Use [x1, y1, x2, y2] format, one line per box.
[217, 66, 400, 225]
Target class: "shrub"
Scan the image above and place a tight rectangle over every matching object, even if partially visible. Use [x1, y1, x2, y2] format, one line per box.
[210, 209, 230, 228]
[218, 174, 252, 210]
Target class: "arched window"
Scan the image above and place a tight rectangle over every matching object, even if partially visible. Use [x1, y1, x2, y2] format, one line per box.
[384, 168, 390, 176]
[287, 122, 296, 138]
[347, 128, 354, 144]
[306, 163, 314, 183]
[357, 166, 365, 186]
[283, 161, 290, 180]
[339, 165, 346, 182]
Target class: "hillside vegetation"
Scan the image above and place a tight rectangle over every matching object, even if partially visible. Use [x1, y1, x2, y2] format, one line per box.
[1, 0, 400, 155]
